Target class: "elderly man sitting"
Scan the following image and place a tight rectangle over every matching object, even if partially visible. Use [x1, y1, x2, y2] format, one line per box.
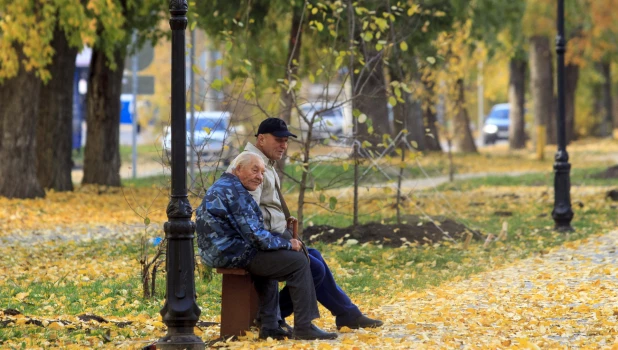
[196, 152, 337, 340]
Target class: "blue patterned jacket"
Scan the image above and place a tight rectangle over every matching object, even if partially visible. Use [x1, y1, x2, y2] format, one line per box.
[196, 172, 292, 268]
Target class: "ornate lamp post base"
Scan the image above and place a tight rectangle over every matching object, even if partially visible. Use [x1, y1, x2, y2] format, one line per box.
[157, 335, 204, 350]
[552, 160, 574, 232]
[158, 1, 204, 349]
[552, 0, 574, 231]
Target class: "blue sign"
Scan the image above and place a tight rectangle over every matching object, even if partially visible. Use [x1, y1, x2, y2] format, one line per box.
[120, 95, 133, 124]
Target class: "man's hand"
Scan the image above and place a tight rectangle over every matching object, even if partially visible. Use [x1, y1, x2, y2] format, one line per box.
[290, 239, 302, 251]
[286, 217, 299, 240]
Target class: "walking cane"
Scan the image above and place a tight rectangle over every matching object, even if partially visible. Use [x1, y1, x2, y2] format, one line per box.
[287, 217, 308, 261]
[287, 217, 299, 239]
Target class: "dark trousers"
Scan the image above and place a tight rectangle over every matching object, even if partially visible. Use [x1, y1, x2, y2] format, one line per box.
[246, 249, 319, 329]
[279, 248, 362, 324]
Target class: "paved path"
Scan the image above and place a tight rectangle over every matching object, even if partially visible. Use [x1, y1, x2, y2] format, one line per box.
[361, 230, 618, 348]
[201, 231, 618, 349]
[385, 171, 533, 191]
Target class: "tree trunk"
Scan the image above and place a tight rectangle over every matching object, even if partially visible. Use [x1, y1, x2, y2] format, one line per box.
[422, 79, 442, 151]
[82, 48, 124, 186]
[390, 70, 425, 151]
[407, 95, 425, 150]
[353, 48, 391, 156]
[598, 60, 613, 137]
[592, 79, 603, 136]
[280, 10, 303, 126]
[613, 93, 618, 138]
[276, 8, 303, 178]
[564, 63, 579, 143]
[37, 27, 78, 191]
[529, 36, 555, 148]
[0, 46, 45, 199]
[453, 79, 477, 153]
[297, 146, 310, 234]
[508, 57, 526, 149]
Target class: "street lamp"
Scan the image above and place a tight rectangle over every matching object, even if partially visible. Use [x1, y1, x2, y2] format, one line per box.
[552, 0, 574, 231]
[158, 1, 204, 349]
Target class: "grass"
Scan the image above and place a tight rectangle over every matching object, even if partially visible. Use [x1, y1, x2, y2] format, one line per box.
[120, 159, 445, 192]
[3, 138, 618, 347]
[122, 174, 170, 188]
[2, 198, 606, 317]
[1, 181, 616, 347]
[73, 144, 162, 167]
[436, 166, 616, 191]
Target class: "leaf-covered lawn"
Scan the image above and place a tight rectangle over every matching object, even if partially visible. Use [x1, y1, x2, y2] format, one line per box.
[1, 138, 617, 348]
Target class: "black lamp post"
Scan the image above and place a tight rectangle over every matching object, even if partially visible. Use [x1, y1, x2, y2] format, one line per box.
[552, 0, 574, 231]
[158, 1, 204, 349]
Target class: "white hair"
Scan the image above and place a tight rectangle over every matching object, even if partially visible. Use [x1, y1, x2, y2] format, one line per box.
[228, 152, 263, 173]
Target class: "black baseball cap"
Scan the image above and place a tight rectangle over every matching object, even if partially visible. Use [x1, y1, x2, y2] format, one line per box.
[255, 118, 297, 138]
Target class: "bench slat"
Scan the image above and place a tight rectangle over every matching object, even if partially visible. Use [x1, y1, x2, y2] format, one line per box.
[216, 268, 249, 276]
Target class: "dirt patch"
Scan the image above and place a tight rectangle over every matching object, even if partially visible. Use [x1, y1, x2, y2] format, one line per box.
[593, 165, 618, 179]
[303, 215, 482, 247]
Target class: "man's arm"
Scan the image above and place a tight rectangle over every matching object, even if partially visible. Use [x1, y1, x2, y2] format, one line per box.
[240, 220, 293, 251]
[229, 190, 291, 251]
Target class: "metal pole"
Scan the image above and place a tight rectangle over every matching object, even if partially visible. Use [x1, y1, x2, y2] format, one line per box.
[131, 31, 139, 179]
[552, 0, 574, 231]
[158, 1, 204, 349]
[189, 29, 195, 179]
[477, 61, 484, 147]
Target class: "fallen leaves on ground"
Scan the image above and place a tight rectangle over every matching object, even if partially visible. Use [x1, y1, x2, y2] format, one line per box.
[1, 138, 618, 348]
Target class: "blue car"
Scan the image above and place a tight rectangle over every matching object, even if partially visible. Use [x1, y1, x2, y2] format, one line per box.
[482, 103, 510, 145]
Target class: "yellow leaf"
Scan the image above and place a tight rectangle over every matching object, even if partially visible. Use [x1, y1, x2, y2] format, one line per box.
[48, 322, 64, 330]
[98, 297, 114, 306]
[15, 292, 29, 301]
[338, 326, 353, 333]
[152, 321, 165, 328]
[243, 330, 258, 340]
[400, 41, 408, 52]
[407, 4, 419, 16]
[389, 96, 397, 107]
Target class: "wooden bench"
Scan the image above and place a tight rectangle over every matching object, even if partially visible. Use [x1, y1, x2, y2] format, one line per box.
[215, 218, 298, 338]
[216, 268, 258, 338]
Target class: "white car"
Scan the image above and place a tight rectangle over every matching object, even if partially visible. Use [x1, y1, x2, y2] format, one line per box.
[297, 103, 345, 141]
[163, 111, 237, 164]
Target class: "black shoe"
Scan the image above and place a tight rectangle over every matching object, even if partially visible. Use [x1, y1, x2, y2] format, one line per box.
[279, 319, 294, 334]
[336, 315, 383, 330]
[254, 318, 294, 333]
[293, 324, 338, 340]
[259, 326, 291, 340]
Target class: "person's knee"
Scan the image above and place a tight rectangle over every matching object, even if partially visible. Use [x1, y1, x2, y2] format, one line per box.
[289, 251, 310, 272]
[308, 248, 323, 261]
[310, 255, 326, 286]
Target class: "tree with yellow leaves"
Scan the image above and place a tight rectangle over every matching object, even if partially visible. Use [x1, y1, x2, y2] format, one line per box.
[0, 0, 168, 198]
[429, 20, 478, 153]
[81, 0, 168, 187]
[0, 0, 95, 198]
